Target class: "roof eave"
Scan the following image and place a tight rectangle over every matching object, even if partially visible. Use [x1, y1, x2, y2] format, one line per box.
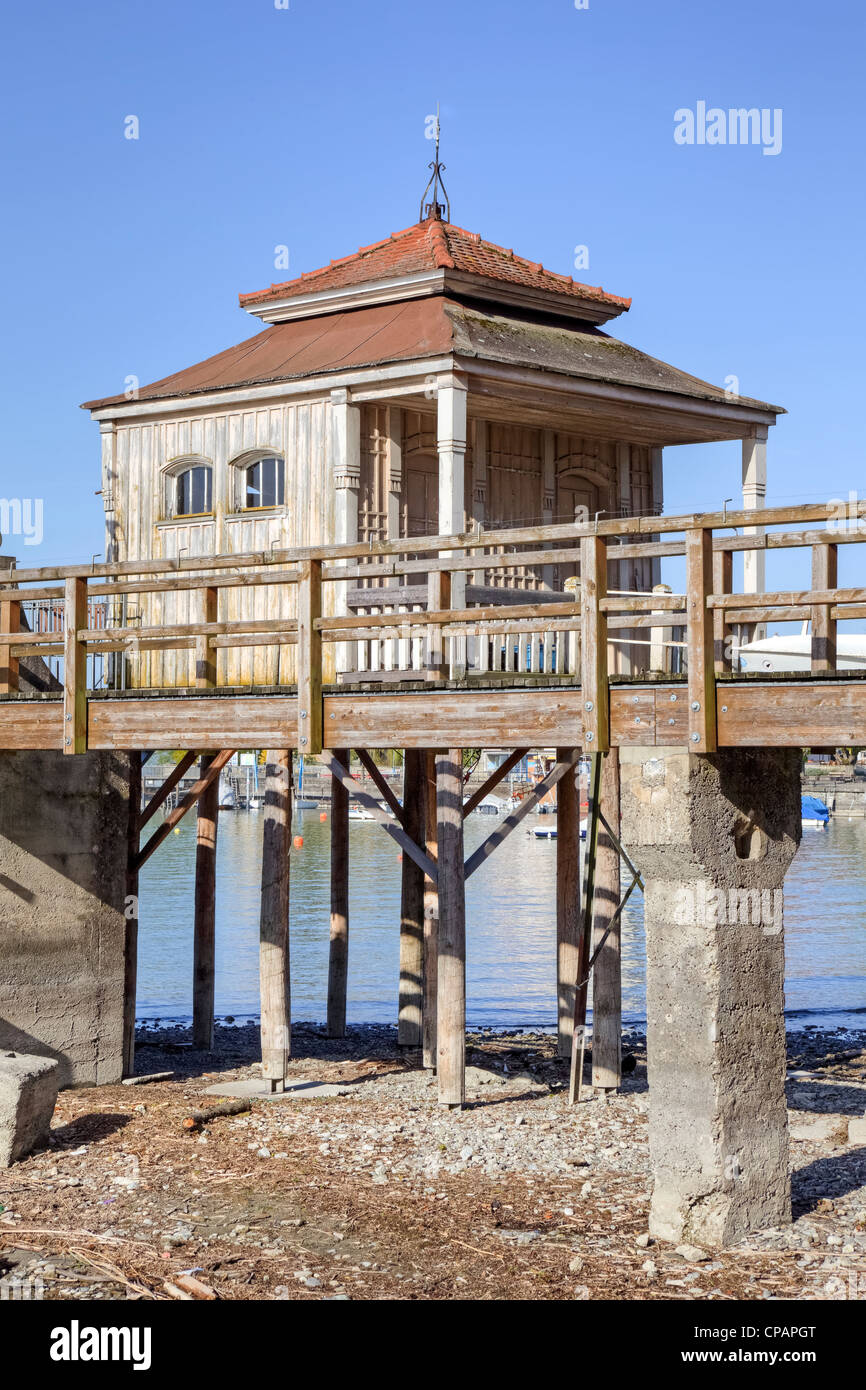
[240, 269, 447, 322]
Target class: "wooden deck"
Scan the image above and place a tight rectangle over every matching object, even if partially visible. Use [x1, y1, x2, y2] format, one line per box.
[1, 497, 864, 754]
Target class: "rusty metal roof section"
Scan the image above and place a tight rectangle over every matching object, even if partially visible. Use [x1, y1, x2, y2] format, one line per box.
[82, 296, 781, 421]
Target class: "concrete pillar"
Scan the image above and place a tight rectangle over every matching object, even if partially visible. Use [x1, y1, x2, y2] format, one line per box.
[0, 750, 132, 1086]
[331, 388, 361, 676]
[621, 745, 801, 1247]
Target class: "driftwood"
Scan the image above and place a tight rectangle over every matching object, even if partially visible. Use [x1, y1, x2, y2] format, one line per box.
[181, 1099, 250, 1131]
[121, 1070, 175, 1086]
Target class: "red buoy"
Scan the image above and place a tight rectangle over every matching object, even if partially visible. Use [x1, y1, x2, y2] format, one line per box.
[293, 835, 304, 849]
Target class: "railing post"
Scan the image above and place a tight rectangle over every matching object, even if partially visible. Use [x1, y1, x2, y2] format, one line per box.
[811, 542, 838, 674]
[195, 585, 217, 688]
[580, 535, 609, 753]
[686, 527, 717, 753]
[0, 557, 19, 694]
[649, 582, 673, 674]
[426, 568, 451, 681]
[712, 548, 733, 675]
[298, 558, 323, 755]
[63, 575, 88, 754]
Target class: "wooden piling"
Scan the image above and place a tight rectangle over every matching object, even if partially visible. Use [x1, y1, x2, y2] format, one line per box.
[591, 749, 622, 1092]
[327, 747, 350, 1038]
[435, 749, 466, 1107]
[260, 750, 292, 1090]
[123, 750, 142, 1077]
[398, 747, 425, 1047]
[556, 748, 581, 1058]
[193, 753, 219, 1051]
[422, 749, 439, 1070]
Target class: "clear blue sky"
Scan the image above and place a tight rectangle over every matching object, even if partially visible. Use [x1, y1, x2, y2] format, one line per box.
[1, 0, 863, 589]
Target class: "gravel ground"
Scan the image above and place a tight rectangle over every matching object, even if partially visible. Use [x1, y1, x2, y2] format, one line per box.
[1, 1022, 864, 1301]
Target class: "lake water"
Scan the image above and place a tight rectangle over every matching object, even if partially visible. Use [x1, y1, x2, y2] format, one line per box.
[137, 810, 866, 1032]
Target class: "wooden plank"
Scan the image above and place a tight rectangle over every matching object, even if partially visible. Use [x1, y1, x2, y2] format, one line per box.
[88, 696, 297, 751]
[685, 528, 716, 753]
[324, 689, 583, 750]
[712, 549, 733, 675]
[134, 748, 235, 870]
[398, 748, 425, 1047]
[717, 684, 866, 747]
[464, 754, 580, 879]
[426, 570, 451, 680]
[317, 752, 437, 881]
[193, 754, 220, 1051]
[298, 558, 323, 755]
[811, 543, 837, 674]
[260, 750, 292, 1088]
[555, 750, 581, 1059]
[422, 750, 438, 1071]
[710, 585, 866, 610]
[436, 749, 465, 1107]
[327, 749, 350, 1039]
[195, 586, 218, 688]
[318, 599, 580, 632]
[63, 576, 88, 754]
[354, 748, 405, 824]
[138, 751, 199, 829]
[580, 535, 609, 753]
[591, 750, 622, 1092]
[462, 747, 528, 817]
[609, 688, 656, 743]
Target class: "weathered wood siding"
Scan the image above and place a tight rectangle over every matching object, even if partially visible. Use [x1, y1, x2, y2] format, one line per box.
[105, 398, 335, 688]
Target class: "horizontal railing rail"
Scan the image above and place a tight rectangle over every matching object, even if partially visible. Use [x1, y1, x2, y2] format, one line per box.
[0, 497, 863, 754]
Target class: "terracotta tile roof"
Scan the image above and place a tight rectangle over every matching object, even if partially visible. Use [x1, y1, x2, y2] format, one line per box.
[239, 215, 631, 314]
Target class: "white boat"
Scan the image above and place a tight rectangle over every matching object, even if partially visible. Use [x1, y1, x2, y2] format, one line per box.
[465, 794, 502, 816]
[218, 776, 235, 810]
[348, 805, 375, 821]
[739, 633, 866, 673]
[531, 818, 588, 841]
[248, 794, 263, 811]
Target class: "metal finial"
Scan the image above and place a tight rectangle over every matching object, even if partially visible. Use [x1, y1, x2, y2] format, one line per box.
[419, 104, 451, 222]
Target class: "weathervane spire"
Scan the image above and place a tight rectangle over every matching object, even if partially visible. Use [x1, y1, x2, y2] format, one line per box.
[419, 103, 451, 223]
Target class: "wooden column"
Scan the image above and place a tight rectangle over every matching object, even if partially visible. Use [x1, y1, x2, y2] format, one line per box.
[0, 559, 19, 694]
[193, 753, 220, 1050]
[63, 575, 88, 754]
[436, 749, 466, 1108]
[811, 542, 838, 673]
[398, 748, 425, 1046]
[422, 750, 439, 1070]
[327, 748, 350, 1038]
[712, 549, 734, 675]
[686, 527, 717, 754]
[591, 749, 622, 1092]
[123, 751, 142, 1077]
[260, 751, 292, 1089]
[556, 749, 581, 1058]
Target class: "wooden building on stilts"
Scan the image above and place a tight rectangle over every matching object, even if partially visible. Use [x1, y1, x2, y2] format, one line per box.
[81, 149, 782, 1108]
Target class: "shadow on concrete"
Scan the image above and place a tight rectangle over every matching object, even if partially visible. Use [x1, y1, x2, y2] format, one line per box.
[785, 1079, 866, 1115]
[792, 1146, 866, 1214]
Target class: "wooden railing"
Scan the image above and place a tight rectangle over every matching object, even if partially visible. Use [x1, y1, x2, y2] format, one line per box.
[0, 498, 864, 756]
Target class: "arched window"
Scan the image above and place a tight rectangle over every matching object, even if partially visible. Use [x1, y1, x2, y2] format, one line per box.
[244, 455, 285, 509]
[173, 464, 213, 517]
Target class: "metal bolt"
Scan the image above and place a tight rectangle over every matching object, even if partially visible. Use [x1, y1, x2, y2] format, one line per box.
[668, 718, 675, 726]
[300, 710, 307, 719]
[690, 732, 700, 743]
[584, 701, 593, 712]
[65, 738, 71, 746]
[65, 714, 72, 721]
[330, 713, 336, 719]
[585, 731, 594, 742]
[634, 717, 641, 725]
[670, 693, 677, 702]
[691, 701, 700, 712]
[721, 705, 728, 713]
[300, 737, 307, 745]
[632, 696, 639, 704]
